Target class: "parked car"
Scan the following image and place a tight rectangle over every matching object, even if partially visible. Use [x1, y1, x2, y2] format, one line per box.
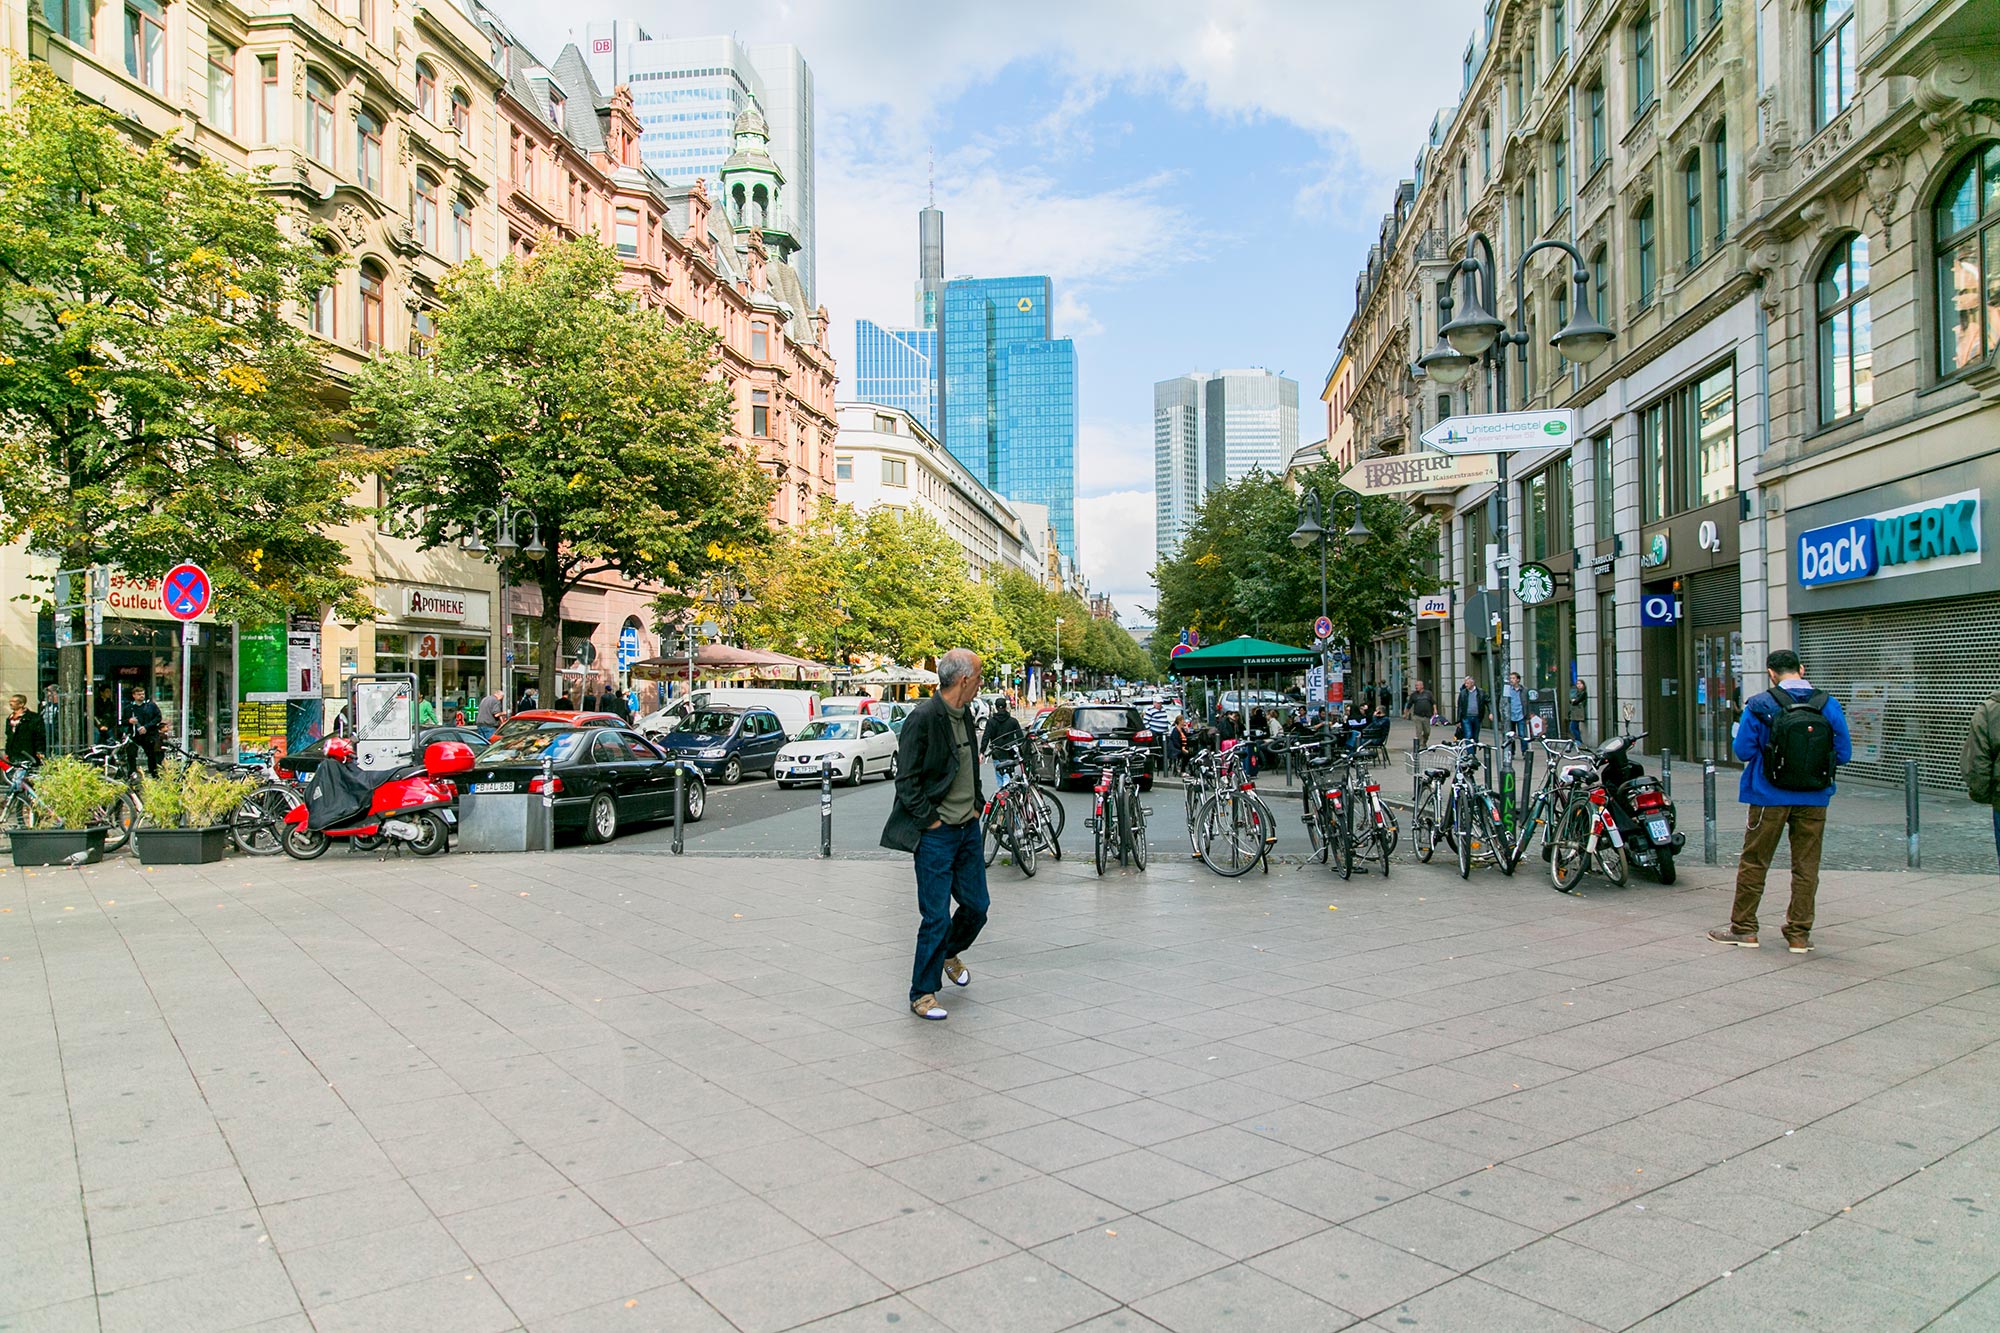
[773, 716, 899, 787]
[456, 726, 704, 843]
[654, 706, 786, 784]
[279, 725, 491, 776]
[493, 710, 622, 743]
[637, 688, 817, 738]
[1031, 703, 1156, 790]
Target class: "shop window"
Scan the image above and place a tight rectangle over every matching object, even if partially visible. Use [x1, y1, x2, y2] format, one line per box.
[1466, 506, 1489, 590]
[1813, 0, 1855, 130]
[306, 72, 335, 164]
[357, 107, 384, 193]
[1639, 361, 1736, 523]
[358, 262, 385, 351]
[1817, 232, 1873, 422]
[206, 42, 236, 134]
[1934, 140, 2000, 376]
[42, 0, 92, 44]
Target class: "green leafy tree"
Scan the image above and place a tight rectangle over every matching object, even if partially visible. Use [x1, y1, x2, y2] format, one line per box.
[354, 238, 773, 697]
[0, 62, 368, 621]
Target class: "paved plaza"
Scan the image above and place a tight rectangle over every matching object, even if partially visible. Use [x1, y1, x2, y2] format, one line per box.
[4, 833, 1999, 1331]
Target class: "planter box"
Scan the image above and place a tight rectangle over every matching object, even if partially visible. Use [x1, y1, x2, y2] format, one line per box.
[133, 826, 232, 865]
[10, 826, 111, 867]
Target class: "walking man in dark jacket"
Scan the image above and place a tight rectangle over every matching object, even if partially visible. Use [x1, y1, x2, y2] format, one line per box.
[1455, 676, 1485, 742]
[126, 687, 164, 776]
[881, 649, 988, 1021]
[6, 694, 48, 767]
[1710, 650, 1851, 953]
[1964, 687, 2000, 871]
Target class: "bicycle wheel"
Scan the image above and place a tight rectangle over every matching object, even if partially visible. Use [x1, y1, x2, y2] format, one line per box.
[232, 783, 299, 857]
[1302, 785, 1327, 863]
[1372, 799, 1392, 878]
[1332, 793, 1354, 880]
[1194, 791, 1259, 878]
[1413, 782, 1438, 862]
[1093, 797, 1111, 876]
[1482, 795, 1518, 876]
[983, 796, 1008, 867]
[1124, 788, 1147, 870]
[1035, 784, 1068, 839]
[1380, 802, 1400, 856]
[1008, 794, 1037, 878]
[96, 794, 138, 853]
[1551, 800, 1591, 893]
[0, 792, 33, 853]
[1454, 786, 1473, 880]
[1597, 831, 1628, 886]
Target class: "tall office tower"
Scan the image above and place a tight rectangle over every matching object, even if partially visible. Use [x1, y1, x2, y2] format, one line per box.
[1154, 373, 1210, 559]
[916, 204, 944, 329]
[939, 276, 1078, 564]
[854, 321, 936, 434]
[582, 22, 816, 303]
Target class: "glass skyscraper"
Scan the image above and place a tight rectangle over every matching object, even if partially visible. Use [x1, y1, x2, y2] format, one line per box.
[940, 276, 1077, 564]
[854, 321, 936, 434]
[1153, 369, 1297, 558]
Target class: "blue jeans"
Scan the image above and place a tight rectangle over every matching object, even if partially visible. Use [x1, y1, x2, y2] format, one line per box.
[1460, 716, 1482, 741]
[911, 819, 989, 1001]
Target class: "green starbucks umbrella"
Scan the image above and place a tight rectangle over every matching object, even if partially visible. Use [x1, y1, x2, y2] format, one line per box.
[1166, 635, 1318, 677]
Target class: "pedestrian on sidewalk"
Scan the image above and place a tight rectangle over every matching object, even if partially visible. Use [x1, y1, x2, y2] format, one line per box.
[881, 648, 989, 1022]
[417, 696, 438, 728]
[1144, 698, 1170, 740]
[475, 688, 503, 738]
[1456, 676, 1485, 742]
[1569, 678, 1589, 746]
[1964, 686, 2000, 871]
[1709, 649, 1851, 954]
[1503, 672, 1527, 754]
[126, 687, 164, 776]
[1406, 679, 1436, 748]
[6, 694, 48, 767]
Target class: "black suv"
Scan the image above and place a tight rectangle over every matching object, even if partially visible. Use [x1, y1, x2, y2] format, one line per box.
[1032, 703, 1156, 790]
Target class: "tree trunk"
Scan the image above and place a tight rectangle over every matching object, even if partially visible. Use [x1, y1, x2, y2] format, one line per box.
[538, 560, 563, 705]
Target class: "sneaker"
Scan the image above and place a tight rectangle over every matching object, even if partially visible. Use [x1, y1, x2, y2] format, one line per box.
[943, 957, 970, 987]
[911, 994, 947, 1021]
[1707, 926, 1760, 948]
[1787, 937, 1813, 954]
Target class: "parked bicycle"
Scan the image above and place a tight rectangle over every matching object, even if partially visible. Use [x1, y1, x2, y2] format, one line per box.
[160, 742, 301, 857]
[1185, 743, 1276, 878]
[983, 739, 1064, 876]
[1550, 750, 1630, 892]
[1088, 746, 1149, 875]
[1506, 736, 1595, 867]
[1411, 739, 1516, 879]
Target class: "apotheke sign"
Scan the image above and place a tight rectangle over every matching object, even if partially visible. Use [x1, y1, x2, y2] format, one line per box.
[405, 588, 469, 621]
[1796, 489, 1982, 589]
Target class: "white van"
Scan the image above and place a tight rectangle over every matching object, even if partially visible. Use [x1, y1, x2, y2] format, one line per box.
[639, 687, 817, 738]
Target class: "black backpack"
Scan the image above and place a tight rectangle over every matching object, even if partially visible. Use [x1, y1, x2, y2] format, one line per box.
[1761, 688, 1836, 792]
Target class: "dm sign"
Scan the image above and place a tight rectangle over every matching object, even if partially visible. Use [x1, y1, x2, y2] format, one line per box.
[1797, 489, 1981, 589]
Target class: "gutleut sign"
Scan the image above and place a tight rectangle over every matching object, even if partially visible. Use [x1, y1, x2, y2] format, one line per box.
[1796, 489, 1982, 588]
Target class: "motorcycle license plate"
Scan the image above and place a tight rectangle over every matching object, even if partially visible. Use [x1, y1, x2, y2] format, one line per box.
[471, 781, 514, 794]
[1647, 817, 1671, 842]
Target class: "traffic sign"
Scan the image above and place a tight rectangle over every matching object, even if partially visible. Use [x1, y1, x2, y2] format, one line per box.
[618, 625, 642, 669]
[1169, 642, 1192, 658]
[1313, 615, 1333, 640]
[162, 562, 211, 621]
[1419, 409, 1576, 454]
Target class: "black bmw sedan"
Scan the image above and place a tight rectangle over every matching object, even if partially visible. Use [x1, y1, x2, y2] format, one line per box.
[458, 726, 707, 843]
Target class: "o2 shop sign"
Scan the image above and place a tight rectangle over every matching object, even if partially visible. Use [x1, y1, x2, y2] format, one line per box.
[1797, 490, 1981, 589]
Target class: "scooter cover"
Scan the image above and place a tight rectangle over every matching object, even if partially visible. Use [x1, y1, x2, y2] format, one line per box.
[302, 761, 377, 832]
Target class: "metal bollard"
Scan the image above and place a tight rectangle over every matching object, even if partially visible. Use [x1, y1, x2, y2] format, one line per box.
[1906, 759, 1921, 869]
[672, 762, 685, 855]
[1702, 760, 1717, 865]
[820, 757, 834, 858]
[540, 756, 556, 848]
[1411, 737, 1421, 806]
[1661, 748, 1674, 801]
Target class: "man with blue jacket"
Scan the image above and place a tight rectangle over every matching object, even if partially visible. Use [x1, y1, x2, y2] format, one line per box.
[1709, 649, 1851, 954]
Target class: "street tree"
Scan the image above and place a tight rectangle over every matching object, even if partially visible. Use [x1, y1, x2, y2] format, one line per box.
[0, 62, 369, 622]
[353, 238, 773, 698]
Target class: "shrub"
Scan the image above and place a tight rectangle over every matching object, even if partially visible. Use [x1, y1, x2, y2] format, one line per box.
[33, 756, 128, 829]
[136, 758, 189, 828]
[184, 766, 258, 829]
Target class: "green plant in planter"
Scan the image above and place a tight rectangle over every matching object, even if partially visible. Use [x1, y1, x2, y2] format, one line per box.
[136, 758, 190, 828]
[184, 765, 258, 830]
[34, 756, 129, 829]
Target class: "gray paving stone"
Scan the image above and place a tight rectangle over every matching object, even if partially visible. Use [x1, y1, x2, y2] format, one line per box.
[1144, 1182, 1330, 1260]
[1371, 1274, 1606, 1331]
[1246, 1225, 1456, 1318]
[580, 1158, 749, 1228]
[631, 1192, 816, 1276]
[95, 1253, 301, 1333]
[1347, 1191, 1542, 1271]
[438, 1189, 621, 1266]
[286, 1217, 476, 1308]
[905, 1250, 1118, 1333]
[1056, 1147, 1231, 1214]
[950, 1175, 1122, 1247]
[306, 1271, 518, 1333]
[1476, 1235, 1702, 1328]
[1434, 1164, 1622, 1233]
[1032, 1215, 1231, 1303]
[686, 1238, 893, 1333]
[1135, 1261, 1355, 1331]
[881, 1140, 1044, 1202]
[766, 1166, 937, 1238]
[480, 1230, 677, 1324]
[1241, 1157, 1416, 1223]
[830, 1205, 1015, 1289]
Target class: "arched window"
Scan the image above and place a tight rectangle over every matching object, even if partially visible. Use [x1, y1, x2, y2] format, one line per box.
[415, 60, 437, 121]
[1632, 10, 1655, 112]
[356, 107, 384, 193]
[413, 171, 440, 249]
[451, 88, 472, 138]
[1813, 0, 1855, 130]
[1817, 233, 1872, 421]
[1635, 199, 1656, 305]
[1710, 121, 1729, 242]
[358, 262, 385, 351]
[1935, 141, 2000, 375]
[1681, 152, 1703, 266]
[305, 71, 336, 164]
[451, 195, 473, 262]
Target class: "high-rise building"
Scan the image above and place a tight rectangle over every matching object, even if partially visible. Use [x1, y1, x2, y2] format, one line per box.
[1153, 369, 1298, 558]
[854, 321, 935, 434]
[916, 204, 945, 330]
[581, 22, 815, 304]
[939, 277, 1078, 564]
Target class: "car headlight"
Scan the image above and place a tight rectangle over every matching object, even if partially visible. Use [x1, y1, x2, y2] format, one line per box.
[700, 747, 728, 759]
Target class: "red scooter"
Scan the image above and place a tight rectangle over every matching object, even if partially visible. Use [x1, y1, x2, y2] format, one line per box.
[280, 738, 474, 859]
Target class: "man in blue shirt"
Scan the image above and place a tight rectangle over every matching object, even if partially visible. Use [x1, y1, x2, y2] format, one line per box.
[1709, 649, 1852, 954]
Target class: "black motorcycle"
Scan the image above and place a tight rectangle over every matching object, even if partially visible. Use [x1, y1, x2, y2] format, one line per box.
[1594, 729, 1686, 883]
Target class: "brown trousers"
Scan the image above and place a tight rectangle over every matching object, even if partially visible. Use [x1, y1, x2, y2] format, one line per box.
[1731, 805, 1828, 941]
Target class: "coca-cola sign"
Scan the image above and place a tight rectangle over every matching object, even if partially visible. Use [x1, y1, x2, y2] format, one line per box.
[405, 588, 468, 621]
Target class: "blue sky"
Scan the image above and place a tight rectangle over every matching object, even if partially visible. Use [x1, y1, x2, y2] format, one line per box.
[513, 1, 1476, 622]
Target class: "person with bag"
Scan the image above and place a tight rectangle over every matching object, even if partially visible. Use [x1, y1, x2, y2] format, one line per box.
[1709, 649, 1851, 954]
[1964, 687, 2000, 871]
[1568, 679, 1589, 746]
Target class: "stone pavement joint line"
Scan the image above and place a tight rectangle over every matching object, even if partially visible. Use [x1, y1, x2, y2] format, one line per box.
[1, 847, 1998, 1332]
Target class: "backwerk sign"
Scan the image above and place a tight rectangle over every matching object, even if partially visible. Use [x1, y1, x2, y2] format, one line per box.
[1796, 489, 1981, 588]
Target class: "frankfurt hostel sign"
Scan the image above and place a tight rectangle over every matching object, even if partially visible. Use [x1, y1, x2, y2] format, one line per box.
[1343, 450, 1499, 496]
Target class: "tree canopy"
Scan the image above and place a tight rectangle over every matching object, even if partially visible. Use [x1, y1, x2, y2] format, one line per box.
[0, 62, 371, 622]
[353, 238, 773, 695]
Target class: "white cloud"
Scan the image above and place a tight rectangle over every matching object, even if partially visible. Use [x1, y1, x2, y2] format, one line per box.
[1077, 419, 1152, 497]
[1078, 489, 1157, 624]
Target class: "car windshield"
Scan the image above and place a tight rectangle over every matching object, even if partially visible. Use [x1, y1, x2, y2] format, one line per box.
[476, 731, 584, 764]
[673, 710, 740, 734]
[1073, 708, 1135, 734]
[819, 700, 860, 715]
[795, 719, 860, 741]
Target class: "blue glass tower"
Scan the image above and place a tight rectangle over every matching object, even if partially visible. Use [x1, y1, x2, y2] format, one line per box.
[940, 276, 1078, 563]
[854, 320, 936, 434]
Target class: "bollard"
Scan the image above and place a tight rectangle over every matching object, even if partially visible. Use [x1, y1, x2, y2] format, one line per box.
[1661, 748, 1674, 802]
[1411, 736, 1421, 807]
[820, 757, 834, 858]
[1906, 759, 1921, 869]
[1702, 760, 1717, 865]
[540, 755, 556, 848]
[672, 761, 685, 855]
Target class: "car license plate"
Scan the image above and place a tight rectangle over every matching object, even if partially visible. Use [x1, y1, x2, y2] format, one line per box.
[1648, 817, 1671, 842]
[471, 781, 514, 794]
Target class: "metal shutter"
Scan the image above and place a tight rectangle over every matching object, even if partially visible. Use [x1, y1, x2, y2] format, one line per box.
[1685, 569, 1741, 627]
[1797, 593, 2000, 791]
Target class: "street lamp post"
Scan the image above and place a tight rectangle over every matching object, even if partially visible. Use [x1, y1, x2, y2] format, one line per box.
[1416, 231, 1614, 765]
[406, 499, 545, 710]
[1291, 489, 1372, 721]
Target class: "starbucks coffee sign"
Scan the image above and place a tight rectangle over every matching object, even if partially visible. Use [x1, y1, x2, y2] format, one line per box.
[1514, 562, 1557, 605]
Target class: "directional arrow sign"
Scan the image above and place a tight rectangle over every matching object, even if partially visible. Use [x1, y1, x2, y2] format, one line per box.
[1344, 450, 1498, 496]
[1419, 408, 1576, 454]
